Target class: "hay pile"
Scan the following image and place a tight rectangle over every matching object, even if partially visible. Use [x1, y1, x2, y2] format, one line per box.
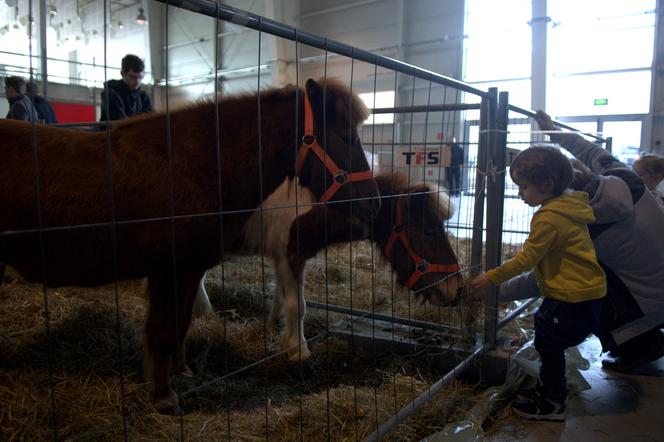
[0, 238, 505, 440]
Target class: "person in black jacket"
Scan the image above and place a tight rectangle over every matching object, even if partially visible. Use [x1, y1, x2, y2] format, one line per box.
[26, 80, 57, 124]
[4, 76, 38, 121]
[446, 142, 464, 196]
[100, 54, 153, 121]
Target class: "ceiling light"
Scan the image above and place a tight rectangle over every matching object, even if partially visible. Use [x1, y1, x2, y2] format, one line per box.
[48, 4, 57, 17]
[117, 20, 123, 30]
[135, 7, 147, 25]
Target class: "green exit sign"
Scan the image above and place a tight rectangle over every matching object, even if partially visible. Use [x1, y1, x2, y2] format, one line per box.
[594, 98, 609, 106]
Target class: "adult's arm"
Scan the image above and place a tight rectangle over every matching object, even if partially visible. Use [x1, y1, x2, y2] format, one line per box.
[535, 110, 625, 175]
[498, 271, 541, 302]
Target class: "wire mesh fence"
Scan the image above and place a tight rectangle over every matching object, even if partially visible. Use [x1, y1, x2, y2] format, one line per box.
[0, 1, 609, 441]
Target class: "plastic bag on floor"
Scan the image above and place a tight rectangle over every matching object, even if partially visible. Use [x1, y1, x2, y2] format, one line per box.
[421, 339, 591, 442]
[512, 338, 591, 394]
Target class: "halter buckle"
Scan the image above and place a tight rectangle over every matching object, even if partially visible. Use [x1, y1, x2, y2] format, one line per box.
[302, 134, 316, 145]
[416, 260, 429, 274]
[334, 170, 348, 185]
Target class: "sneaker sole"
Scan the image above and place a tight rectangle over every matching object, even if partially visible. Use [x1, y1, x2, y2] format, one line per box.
[516, 392, 568, 406]
[512, 406, 566, 422]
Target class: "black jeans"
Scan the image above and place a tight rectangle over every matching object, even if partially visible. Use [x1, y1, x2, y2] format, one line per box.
[534, 297, 603, 398]
[446, 166, 461, 193]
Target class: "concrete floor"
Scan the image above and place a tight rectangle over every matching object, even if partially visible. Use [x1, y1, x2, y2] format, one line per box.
[489, 336, 664, 442]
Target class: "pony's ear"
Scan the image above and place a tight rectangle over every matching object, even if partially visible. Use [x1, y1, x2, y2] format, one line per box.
[405, 184, 454, 221]
[405, 185, 431, 214]
[304, 78, 325, 115]
[304, 78, 321, 100]
[305, 78, 370, 128]
[304, 78, 333, 128]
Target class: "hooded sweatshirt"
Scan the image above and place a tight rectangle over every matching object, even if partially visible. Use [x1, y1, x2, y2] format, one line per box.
[6, 94, 38, 121]
[99, 79, 153, 121]
[487, 191, 606, 303]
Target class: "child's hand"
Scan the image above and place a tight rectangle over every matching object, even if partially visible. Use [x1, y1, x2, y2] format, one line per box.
[471, 273, 492, 289]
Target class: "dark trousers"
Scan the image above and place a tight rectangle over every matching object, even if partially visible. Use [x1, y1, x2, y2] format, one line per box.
[594, 264, 663, 358]
[446, 166, 461, 194]
[534, 297, 603, 398]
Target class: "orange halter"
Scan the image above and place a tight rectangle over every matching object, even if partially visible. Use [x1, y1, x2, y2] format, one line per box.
[383, 197, 460, 289]
[294, 91, 375, 202]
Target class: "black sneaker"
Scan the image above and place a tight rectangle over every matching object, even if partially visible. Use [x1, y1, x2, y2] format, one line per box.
[516, 381, 568, 404]
[602, 340, 664, 373]
[511, 385, 567, 422]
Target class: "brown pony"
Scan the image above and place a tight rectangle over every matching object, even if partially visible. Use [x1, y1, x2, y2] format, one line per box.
[0, 78, 380, 413]
[193, 172, 462, 363]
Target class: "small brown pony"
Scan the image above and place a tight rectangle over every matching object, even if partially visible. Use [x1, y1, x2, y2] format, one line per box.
[193, 172, 463, 362]
[0, 78, 380, 413]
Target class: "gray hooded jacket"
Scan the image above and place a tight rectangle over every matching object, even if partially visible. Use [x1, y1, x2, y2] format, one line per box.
[500, 134, 664, 345]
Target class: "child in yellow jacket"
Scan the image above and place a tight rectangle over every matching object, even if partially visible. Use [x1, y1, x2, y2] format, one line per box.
[472, 145, 606, 422]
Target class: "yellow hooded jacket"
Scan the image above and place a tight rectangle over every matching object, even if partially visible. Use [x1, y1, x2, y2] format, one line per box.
[487, 191, 606, 303]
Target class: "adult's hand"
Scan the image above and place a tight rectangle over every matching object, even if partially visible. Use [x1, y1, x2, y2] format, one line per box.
[535, 110, 557, 132]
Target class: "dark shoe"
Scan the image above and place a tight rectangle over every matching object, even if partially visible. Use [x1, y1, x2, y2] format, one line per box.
[516, 381, 568, 404]
[602, 341, 664, 373]
[511, 395, 566, 421]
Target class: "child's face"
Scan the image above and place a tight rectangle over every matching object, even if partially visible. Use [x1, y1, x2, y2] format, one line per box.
[516, 179, 555, 207]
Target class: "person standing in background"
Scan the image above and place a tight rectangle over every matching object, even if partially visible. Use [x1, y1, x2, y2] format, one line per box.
[26, 80, 57, 124]
[4, 76, 38, 122]
[100, 54, 153, 121]
[446, 142, 464, 196]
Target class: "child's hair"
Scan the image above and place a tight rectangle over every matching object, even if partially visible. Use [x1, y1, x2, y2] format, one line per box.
[510, 145, 573, 196]
[635, 153, 664, 176]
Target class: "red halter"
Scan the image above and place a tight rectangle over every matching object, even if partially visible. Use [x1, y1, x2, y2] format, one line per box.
[294, 91, 375, 202]
[383, 197, 461, 289]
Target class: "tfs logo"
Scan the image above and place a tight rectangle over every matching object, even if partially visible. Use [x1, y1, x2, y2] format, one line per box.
[402, 151, 440, 165]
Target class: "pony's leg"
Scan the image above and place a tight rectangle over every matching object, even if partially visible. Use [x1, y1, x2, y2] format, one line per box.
[171, 271, 203, 377]
[192, 272, 215, 319]
[145, 270, 200, 414]
[268, 263, 284, 328]
[275, 253, 310, 361]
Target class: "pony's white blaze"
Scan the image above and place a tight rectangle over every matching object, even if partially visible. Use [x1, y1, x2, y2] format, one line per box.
[193, 178, 315, 361]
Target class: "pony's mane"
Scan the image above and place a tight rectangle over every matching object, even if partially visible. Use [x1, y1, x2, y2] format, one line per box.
[112, 80, 370, 129]
[378, 172, 454, 221]
[414, 182, 454, 221]
[317, 77, 371, 127]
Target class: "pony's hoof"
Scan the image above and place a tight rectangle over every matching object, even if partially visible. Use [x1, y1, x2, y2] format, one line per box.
[175, 365, 194, 378]
[287, 344, 311, 362]
[153, 393, 182, 415]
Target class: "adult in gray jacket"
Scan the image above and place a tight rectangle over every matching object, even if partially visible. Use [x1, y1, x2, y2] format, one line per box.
[4, 76, 38, 121]
[500, 110, 664, 373]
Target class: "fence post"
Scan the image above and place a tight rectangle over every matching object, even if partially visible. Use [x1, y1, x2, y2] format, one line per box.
[469, 91, 494, 278]
[483, 90, 508, 347]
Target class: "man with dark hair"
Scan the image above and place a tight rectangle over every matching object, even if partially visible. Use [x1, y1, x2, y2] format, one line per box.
[26, 80, 57, 124]
[4, 76, 38, 121]
[100, 54, 153, 121]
